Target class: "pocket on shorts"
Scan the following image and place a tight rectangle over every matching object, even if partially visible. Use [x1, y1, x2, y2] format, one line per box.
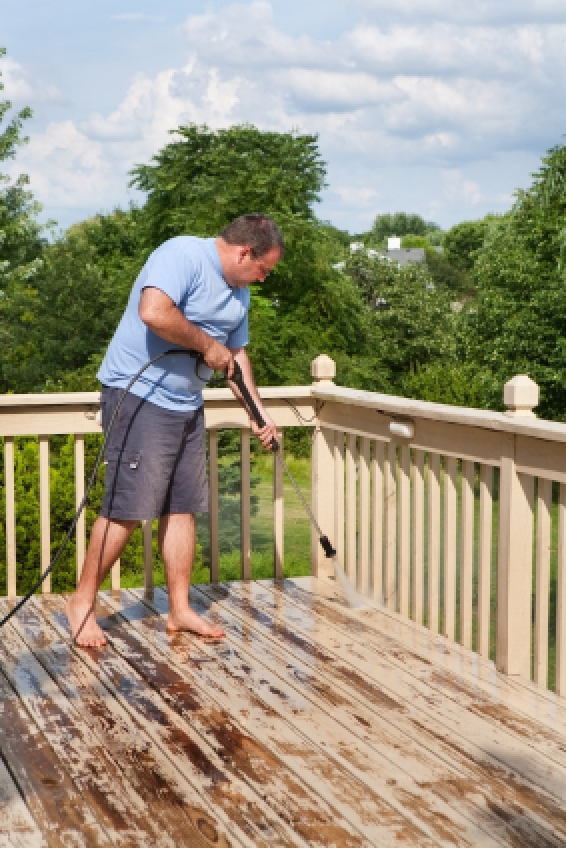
[102, 449, 145, 518]
[104, 448, 142, 468]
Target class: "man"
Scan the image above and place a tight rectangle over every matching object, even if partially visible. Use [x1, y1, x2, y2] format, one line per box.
[65, 214, 282, 647]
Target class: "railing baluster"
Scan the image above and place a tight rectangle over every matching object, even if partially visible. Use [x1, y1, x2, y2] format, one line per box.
[384, 440, 397, 610]
[142, 519, 153, 595]
[334, 432, 345, 570]
[461, 459, 475, 649]
[534, 477, 551, 687]
[111, 558, 121, 591]
[358, 437, 370, 594]
[371, 441, 384, 602]
[557, 483, 566, 696]
[5, 437, 16, 599]
[496, 433, 534, 679]
[478, 464, 493, 658]
[443, 456, 458, 640]
[274, 430, 284, 580]
[399, 444, 410, 617]
[412, 449, 425, 625]
[74, 434, 85, 583]
[427, 452, 440, 633]
[39, 436, 51, 595]
[208, 429, 219, 583]
[345, 433, 357, 581]
[241, 429, 251, 580]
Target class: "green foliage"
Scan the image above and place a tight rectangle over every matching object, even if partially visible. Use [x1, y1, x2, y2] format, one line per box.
[341, 252, 458, 393]
[424, 248, 473, 296]
[0, 48, 32, 163]
[0, 48, 48, 369]
[130, 124, 324, 242]
[1, 208, 147, 393]
[443, 218, 493, 272]
[397, 234, 474, 296]
[402, 362, 499, 408]
[464, 142, 566, 420]
[370, 212, 440, 244]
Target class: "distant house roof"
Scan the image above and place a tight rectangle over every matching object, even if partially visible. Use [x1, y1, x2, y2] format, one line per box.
[377, 247, 426, 267]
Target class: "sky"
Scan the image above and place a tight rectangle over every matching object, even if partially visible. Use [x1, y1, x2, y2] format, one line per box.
[2, 0, 566, 234]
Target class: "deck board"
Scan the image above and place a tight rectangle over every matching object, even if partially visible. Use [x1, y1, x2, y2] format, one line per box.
[199, 581, 566, 847]
[1, 578, 566, 847]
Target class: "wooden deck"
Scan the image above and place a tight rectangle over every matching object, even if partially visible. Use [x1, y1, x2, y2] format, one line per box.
[2, 577, 566, 848]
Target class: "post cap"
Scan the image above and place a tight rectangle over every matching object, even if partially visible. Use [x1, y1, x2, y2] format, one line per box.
[503, 375, 539, 418]
[311, 355, 336, 383]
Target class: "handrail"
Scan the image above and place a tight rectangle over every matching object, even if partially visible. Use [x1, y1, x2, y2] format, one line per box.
[312, 382, 566, 443]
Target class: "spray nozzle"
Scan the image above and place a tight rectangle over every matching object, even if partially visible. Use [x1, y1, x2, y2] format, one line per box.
[319, 535, 336, 558]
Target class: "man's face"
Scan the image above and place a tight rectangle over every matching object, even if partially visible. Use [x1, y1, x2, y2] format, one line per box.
[226, 246, 281, 288]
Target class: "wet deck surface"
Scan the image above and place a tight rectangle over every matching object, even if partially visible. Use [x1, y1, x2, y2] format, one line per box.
[2, 576, 566, 848]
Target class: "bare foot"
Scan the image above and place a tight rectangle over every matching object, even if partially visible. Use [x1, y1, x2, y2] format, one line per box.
[166, 608, 225, 639]
[65, 594, 107, 647]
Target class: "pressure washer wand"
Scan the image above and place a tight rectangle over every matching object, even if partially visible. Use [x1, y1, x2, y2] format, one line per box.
[230, 361, 336, 561]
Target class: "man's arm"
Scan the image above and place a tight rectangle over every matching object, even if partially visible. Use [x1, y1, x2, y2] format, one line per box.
[229, 347, 278, 451]
[139, 286, 234, 376]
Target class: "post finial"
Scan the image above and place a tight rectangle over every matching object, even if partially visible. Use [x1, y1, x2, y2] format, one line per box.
[503, 375, 539, 418]
[311, 354, 336, 384]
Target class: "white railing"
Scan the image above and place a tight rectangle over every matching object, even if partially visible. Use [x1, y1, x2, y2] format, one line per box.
[2, 355, 566, 697]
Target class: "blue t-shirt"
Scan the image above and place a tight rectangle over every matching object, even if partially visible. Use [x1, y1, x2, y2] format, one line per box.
[97, 236, 250, 411]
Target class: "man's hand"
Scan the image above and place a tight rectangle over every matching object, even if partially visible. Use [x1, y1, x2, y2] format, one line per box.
[203, 338, 234, 378]
[250, 414, 278, 451]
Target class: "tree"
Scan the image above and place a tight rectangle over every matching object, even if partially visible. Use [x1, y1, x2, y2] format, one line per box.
[443, 218, 493, 272]
[130, 124, 326, 307]
[464, 140, 566, 419]
[129, 122, 379, 393]
[0, 48, 47, 384]
[1, 207, 148, 393]
[341, 251, 458, 393]
[370, 212, 440, 244]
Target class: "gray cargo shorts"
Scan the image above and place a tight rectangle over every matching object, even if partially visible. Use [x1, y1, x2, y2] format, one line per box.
[100, 386, 209, 521]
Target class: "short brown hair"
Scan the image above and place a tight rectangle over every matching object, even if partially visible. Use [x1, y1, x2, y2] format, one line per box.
[220, 215, 284, 258]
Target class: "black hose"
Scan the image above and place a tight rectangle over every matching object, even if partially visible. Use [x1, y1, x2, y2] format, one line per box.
[0, 348, 199, 629]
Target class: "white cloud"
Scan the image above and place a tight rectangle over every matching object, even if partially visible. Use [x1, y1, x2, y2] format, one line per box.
[0, 56, 61, 106]
[341, 0, 566, 26]
[335, 186, 380, 206]
[442, 170, 483, 205]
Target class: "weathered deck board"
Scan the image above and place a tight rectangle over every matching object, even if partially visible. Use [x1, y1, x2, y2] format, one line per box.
[1, 578, 566, 848]
[125, 587, 447, 846]
[33, 596, 305, 848]
[269, 579, 566, 788]
[0, 746, 45, 848]
[94, 590, 390, 848]
[10, 597, 235, 848]
[0, 664, 112, 848]
[0, 623, 186, 848]
[201, 581, 566, 848]
[187, 586, 517, 847]
[284, 576, 566, 728]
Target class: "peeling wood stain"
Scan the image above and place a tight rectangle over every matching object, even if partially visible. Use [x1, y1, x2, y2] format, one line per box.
[3, 580, 566, 848]
[220, 591, 405, 712]
[412, 718, 566, 844]
[94, 597, 369, 847]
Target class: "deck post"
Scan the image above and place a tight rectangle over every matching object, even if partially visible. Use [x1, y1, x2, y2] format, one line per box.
[496, 376, 539, 679]
[311, 356, 336, 578]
